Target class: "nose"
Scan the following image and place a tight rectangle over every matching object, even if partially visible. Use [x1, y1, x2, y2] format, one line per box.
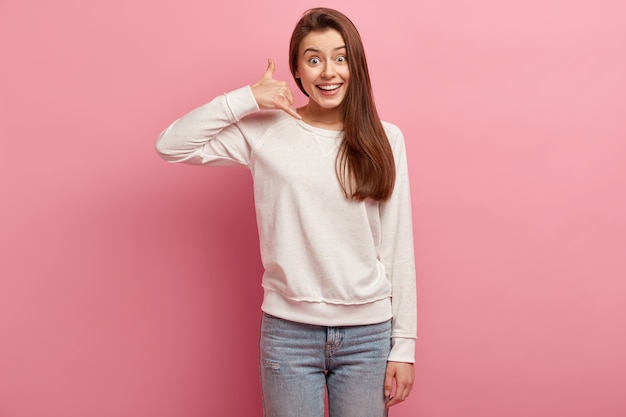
[321, 61, 336, 78]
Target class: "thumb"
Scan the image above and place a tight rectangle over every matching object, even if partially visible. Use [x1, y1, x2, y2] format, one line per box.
[262, 58, 275, 79]
[384, 367, 394, 398]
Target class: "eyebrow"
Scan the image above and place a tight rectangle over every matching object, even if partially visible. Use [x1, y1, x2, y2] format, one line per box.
[302, 45, 347, 55]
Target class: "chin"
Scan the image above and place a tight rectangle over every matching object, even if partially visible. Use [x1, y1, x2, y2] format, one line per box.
[313, 95, 346, 110]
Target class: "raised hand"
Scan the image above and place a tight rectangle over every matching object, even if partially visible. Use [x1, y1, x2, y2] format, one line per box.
[251, 59, 301, 120]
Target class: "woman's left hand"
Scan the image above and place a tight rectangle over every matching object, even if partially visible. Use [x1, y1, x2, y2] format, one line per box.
[384, 361, 414, 408]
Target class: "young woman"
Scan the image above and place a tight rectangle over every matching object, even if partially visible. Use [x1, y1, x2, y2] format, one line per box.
[156, 8, 416, 417]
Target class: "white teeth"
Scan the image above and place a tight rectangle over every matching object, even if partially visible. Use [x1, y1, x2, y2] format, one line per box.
[318, 84, 341, 91]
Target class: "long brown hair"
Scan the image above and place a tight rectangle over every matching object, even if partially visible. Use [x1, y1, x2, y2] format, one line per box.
[289, 8, 396, 201]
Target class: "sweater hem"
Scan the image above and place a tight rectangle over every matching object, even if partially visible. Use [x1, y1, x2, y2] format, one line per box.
[261, 289, 392, 327]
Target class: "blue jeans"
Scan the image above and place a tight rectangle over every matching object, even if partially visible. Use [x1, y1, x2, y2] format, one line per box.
[259, 312, 391, 417]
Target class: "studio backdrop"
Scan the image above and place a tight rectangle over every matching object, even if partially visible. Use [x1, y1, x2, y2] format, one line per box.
[1, 1, 625, 416]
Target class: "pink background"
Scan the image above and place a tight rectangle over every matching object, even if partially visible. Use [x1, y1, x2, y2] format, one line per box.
[1, 0, 625, 416]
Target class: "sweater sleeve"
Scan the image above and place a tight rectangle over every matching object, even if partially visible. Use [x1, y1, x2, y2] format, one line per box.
[155, 86, 260, 166]
[380, 124, 417, 363]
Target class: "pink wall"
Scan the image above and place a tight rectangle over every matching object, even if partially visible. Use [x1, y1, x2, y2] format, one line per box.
[1, 0, 625, 416]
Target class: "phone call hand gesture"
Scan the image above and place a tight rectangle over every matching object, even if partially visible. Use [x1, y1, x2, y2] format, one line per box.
[251, 59, 301, 120]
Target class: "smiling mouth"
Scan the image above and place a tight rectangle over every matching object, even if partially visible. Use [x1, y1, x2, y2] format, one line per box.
[317, 84, 342, 91]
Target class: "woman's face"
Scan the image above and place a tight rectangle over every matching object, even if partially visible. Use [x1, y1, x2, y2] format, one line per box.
[296, 29, 350, 111]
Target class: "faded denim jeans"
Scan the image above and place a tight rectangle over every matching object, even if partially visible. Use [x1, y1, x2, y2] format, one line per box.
[259, 312, 391, 417]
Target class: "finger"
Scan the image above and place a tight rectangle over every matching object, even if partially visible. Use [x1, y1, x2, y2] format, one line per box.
[262, 58, 275, 80]
[284, 86, 296, 105]
[395, 380, 411, 401]
[383, 366, 394, 399]
[279, 89, 294, 107]
[384, 385, 405, 408]
[388, 392, 410, 407]
[386, 395, 406, 408]
[276, 101, 302, 120]
[385, 378, 413, 408]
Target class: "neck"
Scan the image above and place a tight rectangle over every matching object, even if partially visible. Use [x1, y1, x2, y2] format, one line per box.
[297, 103, 344, 130]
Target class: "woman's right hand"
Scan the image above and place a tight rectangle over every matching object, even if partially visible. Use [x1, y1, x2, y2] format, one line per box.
[251, 59, 301, 120]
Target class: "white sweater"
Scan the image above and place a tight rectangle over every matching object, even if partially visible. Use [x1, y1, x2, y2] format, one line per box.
[156, 86, 417, 362]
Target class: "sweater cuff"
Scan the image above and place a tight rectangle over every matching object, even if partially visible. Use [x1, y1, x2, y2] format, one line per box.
[224, 85, 260, 121]
[388, 337, 416, 363]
